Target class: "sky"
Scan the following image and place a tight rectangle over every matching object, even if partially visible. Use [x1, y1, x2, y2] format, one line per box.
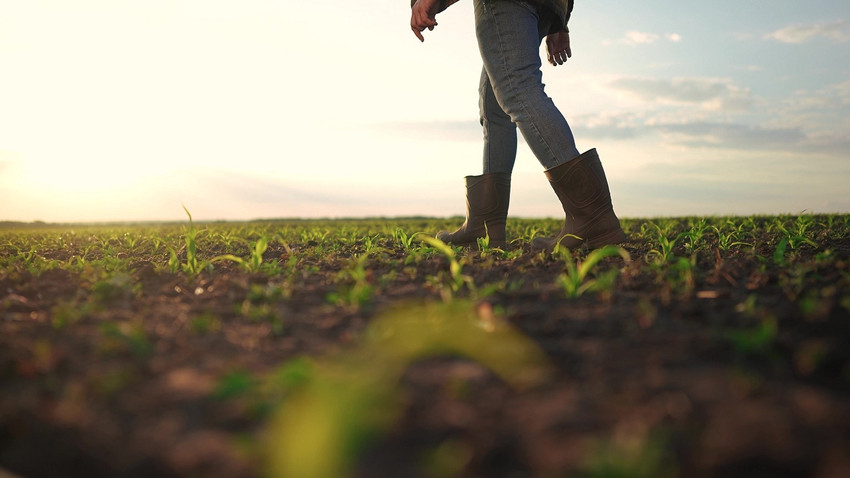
[1, 0, 848, 222]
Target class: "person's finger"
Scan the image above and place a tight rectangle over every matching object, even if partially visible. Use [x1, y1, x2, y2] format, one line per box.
[411, 14, 427, 41]
[412, 25, 425, 42]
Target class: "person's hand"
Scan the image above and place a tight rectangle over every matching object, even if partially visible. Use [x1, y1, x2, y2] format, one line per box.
[411, 0, 441, 42]
[546, 31, 571, 66]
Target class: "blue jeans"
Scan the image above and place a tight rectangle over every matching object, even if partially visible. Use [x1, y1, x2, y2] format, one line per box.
[476, 0, 580, 174]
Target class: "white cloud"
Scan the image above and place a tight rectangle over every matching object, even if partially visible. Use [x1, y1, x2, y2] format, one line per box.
[763, 19, 850, 44]
[570, 112, 644, 140]
[624, 31, 659, 44]
[604, 31, 682, 46]
[606, 77, 753, 110]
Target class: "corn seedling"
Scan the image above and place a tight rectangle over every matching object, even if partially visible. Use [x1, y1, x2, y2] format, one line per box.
[646, 228, 680, 264]
[419, 236, 473, 298]
[212, 235, 273, 273]
[168, 206, 213, 276]
[327, 253, 374, 309]
[241, 284, 286, 334]
[392, 228, 422, 251]
[712, 226, 752, 252]
[681, 218, 709, 254]
[557, 245, 631, 299]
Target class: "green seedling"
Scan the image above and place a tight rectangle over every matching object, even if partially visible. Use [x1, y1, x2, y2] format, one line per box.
[557, 245, 631, 299]
[712, 225, 751, 252]
[646, 231, 680, 264]
[327, 253, 374, 309]
[475, 231, 506, 259]
[241, 284, 287, 334]
[167, 206, 213, 276]
[393, 227, 421, 251]
[778, 223, 818, 251]
[419, 236, 473, 298]
[681, 218, 709, 254]
[212, 235, 273, 273]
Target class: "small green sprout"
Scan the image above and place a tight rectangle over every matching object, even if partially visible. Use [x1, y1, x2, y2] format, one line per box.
[557, 245, 631, 299]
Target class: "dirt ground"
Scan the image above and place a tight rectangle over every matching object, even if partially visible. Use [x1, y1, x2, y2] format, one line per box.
[1, 228, 849, 477]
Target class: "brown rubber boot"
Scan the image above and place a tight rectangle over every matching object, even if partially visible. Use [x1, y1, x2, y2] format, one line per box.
[531, 149, 626, 252]
[436, 173, 511, 248]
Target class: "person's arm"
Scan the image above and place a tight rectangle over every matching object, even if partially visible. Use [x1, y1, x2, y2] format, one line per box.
[410, 0, 461, 42]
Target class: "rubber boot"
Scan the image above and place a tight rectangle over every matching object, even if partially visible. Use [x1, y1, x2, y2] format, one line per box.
[437, 173, 511, 248]
[531, 149, 626, 252]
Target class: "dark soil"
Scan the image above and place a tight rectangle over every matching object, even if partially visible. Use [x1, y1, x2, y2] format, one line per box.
[1, 222, 849, 477]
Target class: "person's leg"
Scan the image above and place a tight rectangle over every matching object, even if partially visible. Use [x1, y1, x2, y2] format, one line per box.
[474, 0, 580, 170]
[433, 64, 517, 248]
[475, 0, 625, 251]
[479, 66, 517, 174]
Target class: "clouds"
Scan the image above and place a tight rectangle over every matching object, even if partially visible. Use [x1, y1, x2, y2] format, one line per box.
[653, 122, 807, 150]
[617, 143, 850, 216]
[763, 19, 850, 44]
[606, 77, 753, 110]
[604, 31, 682, 46]
[576, 117, 811, 151]
[389, 73, 849, 157]
[571, 113, 642, 140]
[580, 116, 850, 156]
[575, 74, 850, 156]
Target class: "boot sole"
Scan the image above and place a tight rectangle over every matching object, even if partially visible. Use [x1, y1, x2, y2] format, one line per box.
[586, 228, 627, 249]
[441, 240, 509, 250]
[530, 228, 626, 253]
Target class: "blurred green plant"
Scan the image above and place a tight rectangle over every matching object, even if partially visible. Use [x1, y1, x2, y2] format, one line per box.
[581, 428, 677, 478]
[327, 253, 374, 309]
[263, 300, 551, 478]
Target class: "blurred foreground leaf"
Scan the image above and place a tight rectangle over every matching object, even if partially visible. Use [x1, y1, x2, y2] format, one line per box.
[264, 300, 551, 478]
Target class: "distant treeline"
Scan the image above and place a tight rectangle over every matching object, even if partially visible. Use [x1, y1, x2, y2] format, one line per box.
[0, 221, 52, 229]
[0, 217, 444, 229]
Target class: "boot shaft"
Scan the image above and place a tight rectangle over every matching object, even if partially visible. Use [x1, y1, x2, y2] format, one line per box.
[464, 172, 511, 220]
[544, 149, 613, 217]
